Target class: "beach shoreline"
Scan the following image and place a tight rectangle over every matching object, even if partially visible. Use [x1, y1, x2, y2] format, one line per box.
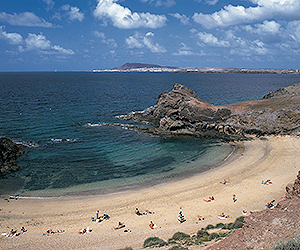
[0, 136, 299, 249]
[1, 139, 238, 199]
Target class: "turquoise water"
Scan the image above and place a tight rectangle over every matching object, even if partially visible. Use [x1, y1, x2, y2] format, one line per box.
[0, 72, 299, 196]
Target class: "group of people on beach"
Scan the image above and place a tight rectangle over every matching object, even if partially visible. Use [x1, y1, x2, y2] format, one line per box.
[92, 210, 110, 223]
[5, 227, 26, 238]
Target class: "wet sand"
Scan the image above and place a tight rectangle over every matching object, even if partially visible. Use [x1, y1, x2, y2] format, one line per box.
[0, 136, 299, 250]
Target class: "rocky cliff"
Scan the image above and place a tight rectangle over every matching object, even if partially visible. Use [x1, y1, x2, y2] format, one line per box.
[126, 83, 300, 141]
[0, 138, 25, 176]
[286, 170, 300, 199]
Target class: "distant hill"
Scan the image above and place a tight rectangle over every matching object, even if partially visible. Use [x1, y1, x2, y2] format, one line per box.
[111, 63, 178, 70]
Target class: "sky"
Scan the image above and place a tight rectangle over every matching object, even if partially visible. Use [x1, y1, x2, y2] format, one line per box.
[0, 0, 300, 71]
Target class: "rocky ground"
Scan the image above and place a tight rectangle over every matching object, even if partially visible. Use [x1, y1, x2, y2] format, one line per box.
[126, 83, 300, 141]
[0, 138, 25, 176]
[207, 171, 300, 250]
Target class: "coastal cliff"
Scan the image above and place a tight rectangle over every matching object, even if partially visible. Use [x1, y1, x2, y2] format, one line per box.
[0, 138, 25, 176]
[125, 83, 300, 141]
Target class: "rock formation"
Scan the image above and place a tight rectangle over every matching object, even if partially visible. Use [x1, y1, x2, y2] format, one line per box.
[286, 170, 300, 199]
[0, 138, 25, 176]
[125, 83, 300, 141]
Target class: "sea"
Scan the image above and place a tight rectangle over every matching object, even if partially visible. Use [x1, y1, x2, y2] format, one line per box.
[0, 72, 299, 197]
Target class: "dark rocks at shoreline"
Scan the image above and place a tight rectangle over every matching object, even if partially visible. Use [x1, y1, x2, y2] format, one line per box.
[124, 83, 300, 141]
[0, 138, 25, 176]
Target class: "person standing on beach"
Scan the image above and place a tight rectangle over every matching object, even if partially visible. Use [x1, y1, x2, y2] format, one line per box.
[233, 194, 237, 202]
[96, 210, 99, 219]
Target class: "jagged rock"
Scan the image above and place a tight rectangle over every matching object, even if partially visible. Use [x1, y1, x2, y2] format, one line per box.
[286, 170, 300, 199]
[0, 138, 25, 176]
[125, 83, 300, 141]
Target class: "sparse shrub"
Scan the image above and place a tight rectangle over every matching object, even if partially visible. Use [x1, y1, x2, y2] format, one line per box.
[197, 229, 209, 238]
[230, 216, 245, 229]
[143, 237, 167, 248]
[235, 216, 245, 223]
[169, 246, 189, 250]
[208, 233, 219, 241]
[170, 232, 190, 241]
[118, 248, 133, 250]
[270, 238, 300, 250]
[205, 224, 215, 230]
[216, 223, 225, 228]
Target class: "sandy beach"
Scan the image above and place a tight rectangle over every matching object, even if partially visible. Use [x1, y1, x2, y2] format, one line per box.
[1, 136, 299, 250]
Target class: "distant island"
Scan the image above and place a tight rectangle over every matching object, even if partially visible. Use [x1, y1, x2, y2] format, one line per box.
[93, 62, 300, 74]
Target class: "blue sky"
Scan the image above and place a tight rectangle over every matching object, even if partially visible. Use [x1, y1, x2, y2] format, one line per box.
[1, 0, 300, 71]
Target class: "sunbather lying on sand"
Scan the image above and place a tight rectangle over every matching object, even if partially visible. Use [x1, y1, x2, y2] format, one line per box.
[197, 215, 205, 221]
[203, 196, 215, 202]
[114, 222, 125, 230]
[220, 180, 229, 185]
[266, 199, 275, 209]
[262, 179, 273, 185]
[78, 229, 87, 234]
[218, 213, 231, 219]
[135, 208, 153, 216]
[44, 229, 65, 235]
[149, 221, 157, 229]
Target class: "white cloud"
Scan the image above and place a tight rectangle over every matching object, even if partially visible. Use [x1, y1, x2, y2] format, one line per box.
[61, 5, 84, 22]
[173, 42, 195, 55]
[196, 32, 230, 47]
[94, 0, 168, 29]
[24, 33, 74, 55]
[193, 0, 300, 28]
[205, 0, 219, 5]
[0, 26, 23, 45]
[170, 13, 190, 25]
[51, 45, 75, 55]
[141, 0, 176, 7]
[125, 32, 166, 53]
[25, 33, 52, 51]
[43, 0, 55, 10]
[245, 20, 281, 35]
[125, 34, 144, 48]
[286, 21, 300, 44]
[173, 50, 194, 55]
[194, 0, 219, 6]
[94, 31, 118, 48]
[0, 12, 55, 27]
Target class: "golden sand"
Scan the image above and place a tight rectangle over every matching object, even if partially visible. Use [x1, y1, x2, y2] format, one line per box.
[0, 136, 299, 250]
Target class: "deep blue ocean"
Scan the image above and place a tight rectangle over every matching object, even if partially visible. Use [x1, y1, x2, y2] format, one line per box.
[0, 72, 299, 197]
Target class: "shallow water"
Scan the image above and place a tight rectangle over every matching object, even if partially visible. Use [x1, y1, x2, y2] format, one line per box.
[0, 72, 299, 196]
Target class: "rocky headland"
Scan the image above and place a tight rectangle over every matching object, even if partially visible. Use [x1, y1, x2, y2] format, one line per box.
[0, 138, 25, 176]
[124, 83, 300, 141]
